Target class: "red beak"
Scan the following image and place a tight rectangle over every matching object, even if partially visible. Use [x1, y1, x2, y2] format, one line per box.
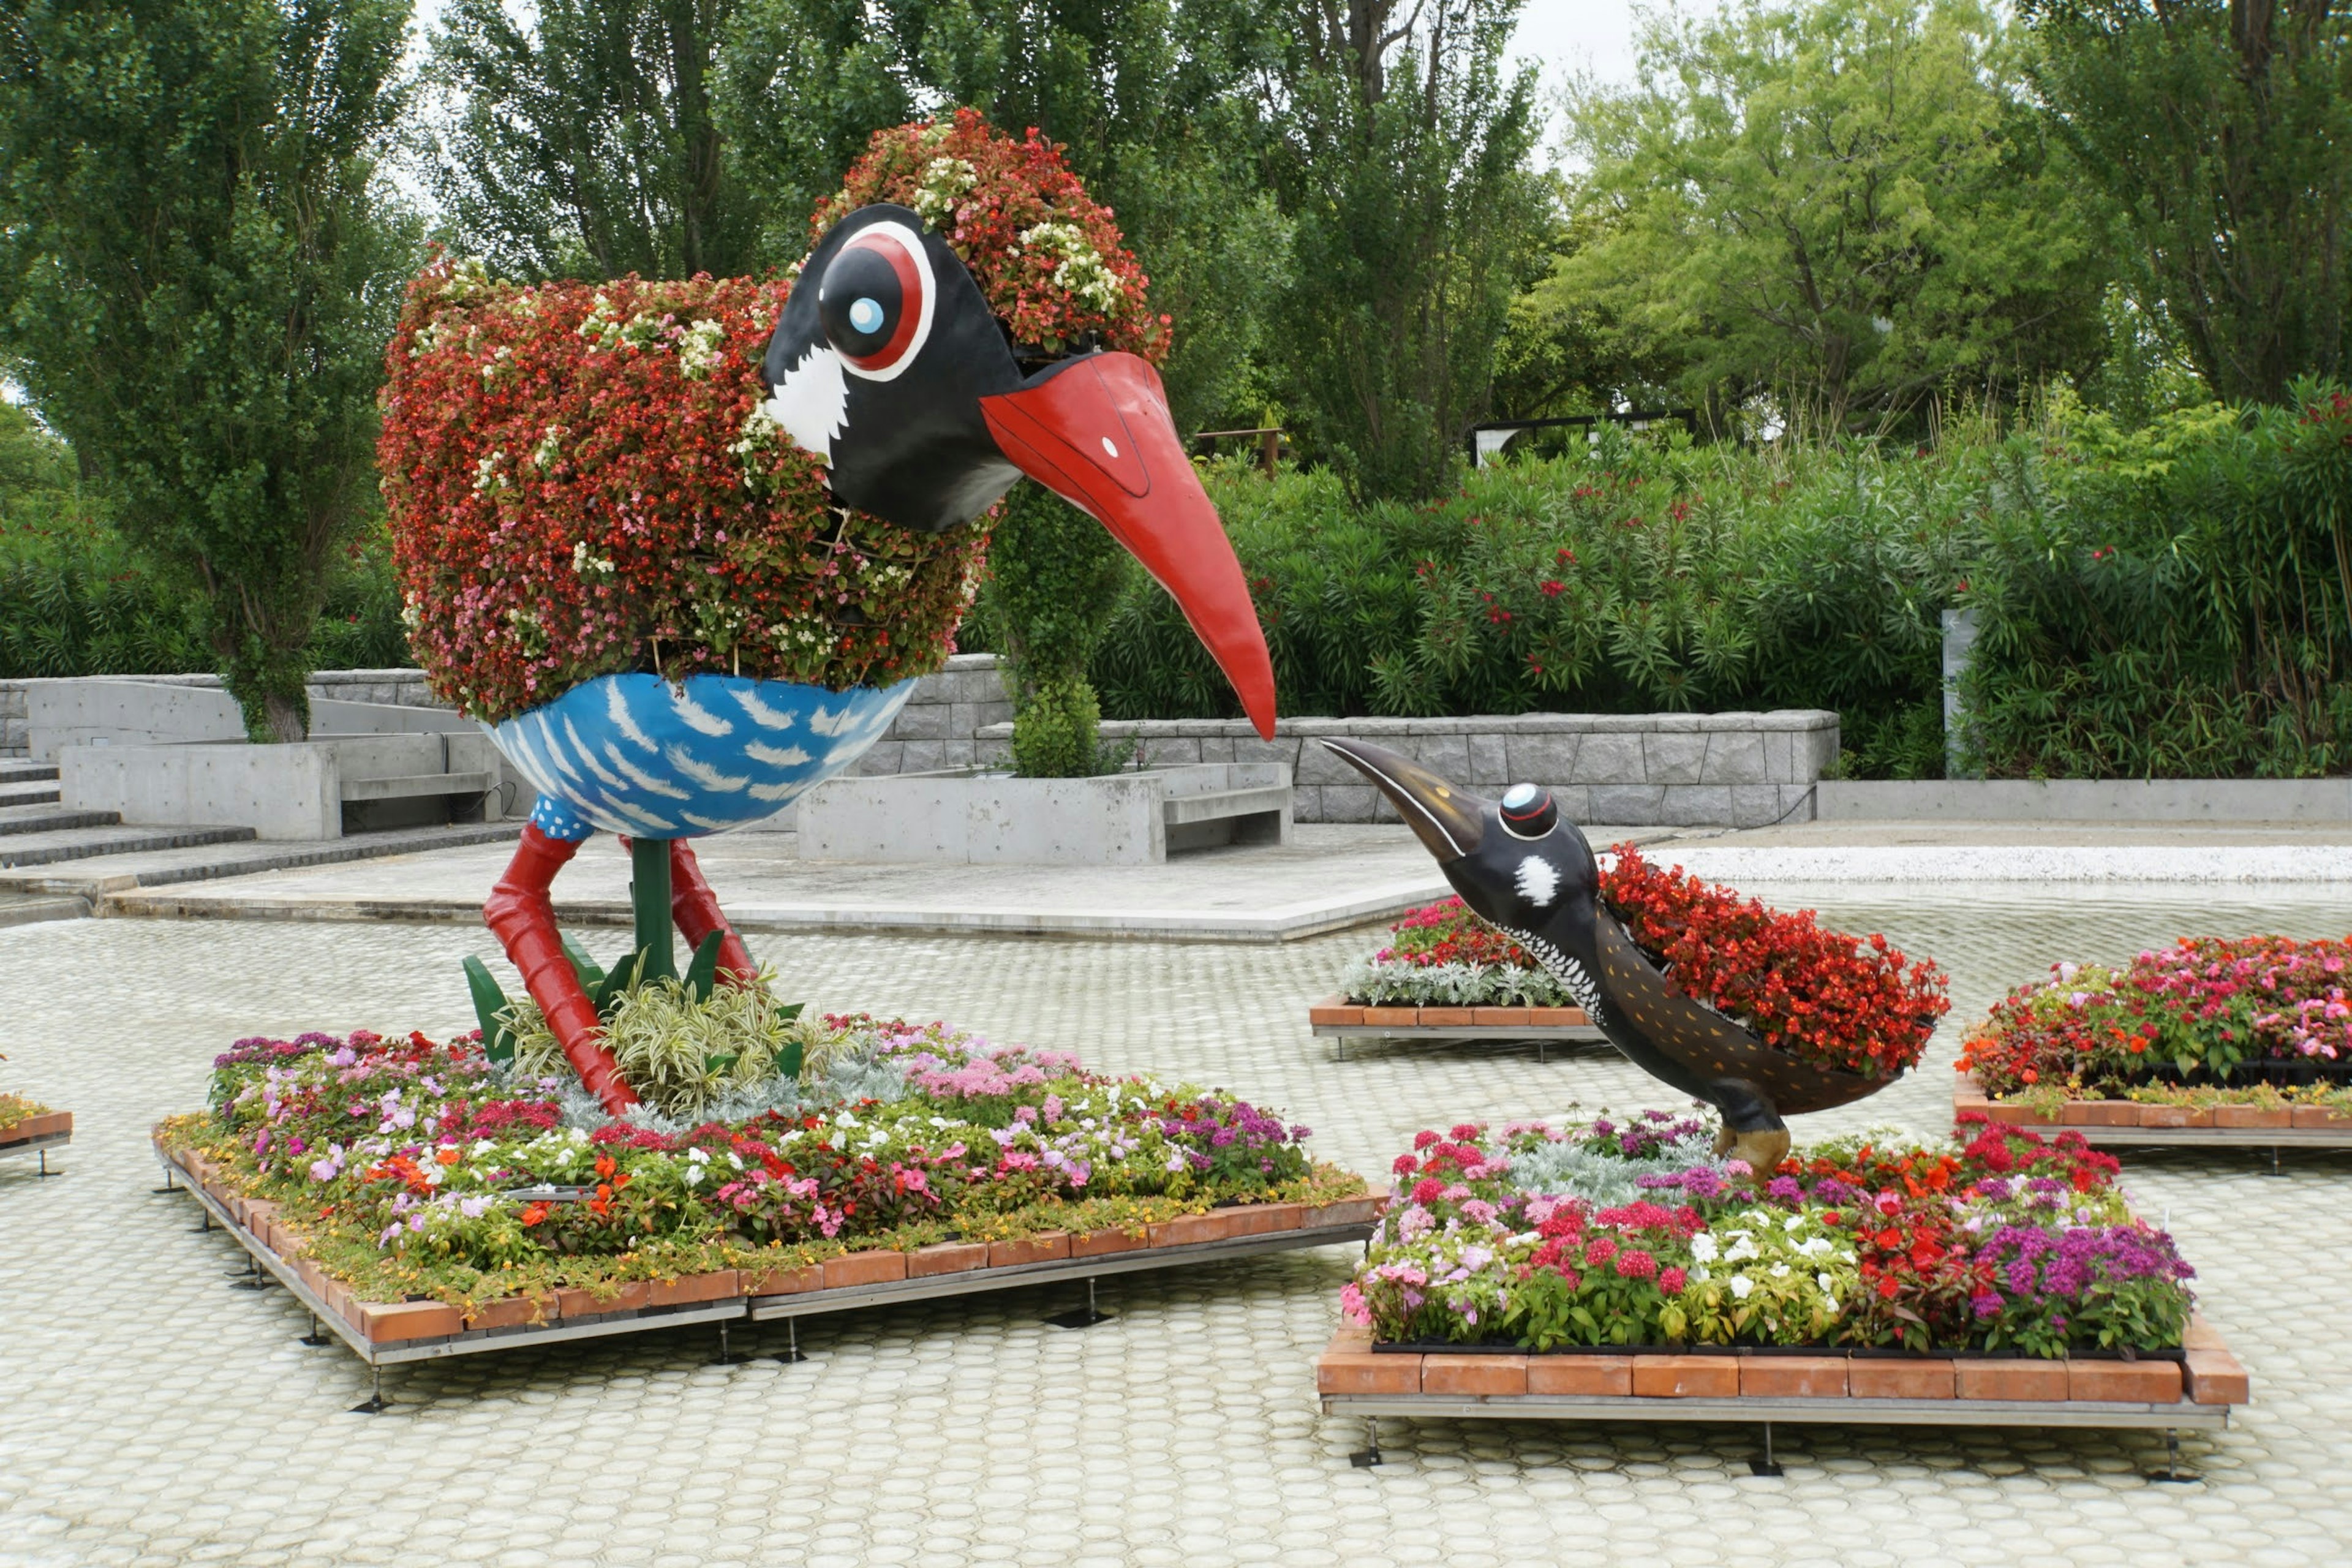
[979, 353, 1277, 739]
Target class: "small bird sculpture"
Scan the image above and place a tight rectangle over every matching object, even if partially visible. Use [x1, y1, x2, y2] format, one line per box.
[1322, 739, 1901, 1173]
[384, 124, 1276, 1114]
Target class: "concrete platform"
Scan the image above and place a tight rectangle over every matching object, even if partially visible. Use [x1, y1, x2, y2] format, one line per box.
[100, 824, 1473, 942]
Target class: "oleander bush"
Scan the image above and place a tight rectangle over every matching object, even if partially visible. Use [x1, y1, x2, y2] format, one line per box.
[1350, 1111, 2196, 1355]
[1102, 388, 2352, 782]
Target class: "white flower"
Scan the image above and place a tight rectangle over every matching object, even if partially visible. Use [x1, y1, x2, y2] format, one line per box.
[1818, 1272, 1837, 1294]
[1688, 1233, 1719, 1263]
[1728, 1275, 1754, 1300]
[1769, 1262, 1790, 1278]
[1725, 1235, 1759, 1264]
[1782, 1212, 1807, 1234]
[913, 157, 977, 224]
[677, 318, 726, 380]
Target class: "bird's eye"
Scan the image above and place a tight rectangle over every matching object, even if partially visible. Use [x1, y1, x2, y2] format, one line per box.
[817, 221, 935, 381]
[1499, 783, 1558, 840]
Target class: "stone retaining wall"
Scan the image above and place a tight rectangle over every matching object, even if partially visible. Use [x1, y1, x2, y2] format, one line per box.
[977, 708, 1839, 827]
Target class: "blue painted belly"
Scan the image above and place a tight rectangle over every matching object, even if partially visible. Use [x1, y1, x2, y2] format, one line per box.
[484, 673, 913, 840]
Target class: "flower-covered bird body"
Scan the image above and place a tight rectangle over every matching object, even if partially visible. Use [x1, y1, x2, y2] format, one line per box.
[377, 113, 1277, 1114]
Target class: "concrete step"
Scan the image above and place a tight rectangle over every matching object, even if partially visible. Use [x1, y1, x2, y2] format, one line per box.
[0, 819, 521, 895]
[0, 761, 59, 786]
[0, 782, 63, 809]
[0, 891, 92, 926]
[0, 823, 257, 869]
[0, 803, 121, 836]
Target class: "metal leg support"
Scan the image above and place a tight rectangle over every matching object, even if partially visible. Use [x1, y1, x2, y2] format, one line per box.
[299, 1314, 331, 1348]
[771, 1317, 807, 1365]
[2263, 1146, 2286, 1178]
[715, 1320, 735, 1366]
[1749, 1422, 1785, 1477]
[1046, 1278, 1112, 1329]
[2147, 1427, 2198, 1483]
[37, 1148, 57, 1178]
[228, 1256, 268, 1290]
[1349, 1417, 1384, 1468]
[350, 1363, 389, 1415]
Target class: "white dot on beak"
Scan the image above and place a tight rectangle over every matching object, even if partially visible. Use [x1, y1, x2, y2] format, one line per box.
[1101, 437, 1120, 459]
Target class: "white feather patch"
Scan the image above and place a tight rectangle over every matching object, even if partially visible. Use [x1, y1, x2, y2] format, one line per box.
[764, 341, 848, 464]
[1514, 854, 1561, 907]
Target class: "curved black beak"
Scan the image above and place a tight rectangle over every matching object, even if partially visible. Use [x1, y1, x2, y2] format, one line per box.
[1319, 739, 1485, 862]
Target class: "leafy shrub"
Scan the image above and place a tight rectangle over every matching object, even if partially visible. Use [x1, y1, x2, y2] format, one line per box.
[1959, 388, 2352, 778]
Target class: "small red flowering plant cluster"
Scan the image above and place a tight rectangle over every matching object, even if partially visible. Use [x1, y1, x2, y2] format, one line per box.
[379, 112, 1163, 724]
[1341, 856, 1950, 1077]
[165, 1019, 1355, 1305]
[1345, 1109, 2196, 1357]
[1959, 935, 2352, 1101]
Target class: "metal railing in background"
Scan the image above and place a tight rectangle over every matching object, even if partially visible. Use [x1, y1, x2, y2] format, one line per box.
[1466, 409, 1698, 466]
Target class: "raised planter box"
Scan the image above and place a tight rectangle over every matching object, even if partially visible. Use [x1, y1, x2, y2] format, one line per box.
[798, 762, 1291, 865]
[1954, 1072, 2352, 1150]
[1316, 1318, 2248, 1434]
[157, 1134, 1382, 1367]
[0, 1109, 70, 1173]
[1308, 995, 1604, 1059]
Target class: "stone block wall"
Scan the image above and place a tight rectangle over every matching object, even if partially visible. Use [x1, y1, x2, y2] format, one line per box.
[973, 709, 1838, 826]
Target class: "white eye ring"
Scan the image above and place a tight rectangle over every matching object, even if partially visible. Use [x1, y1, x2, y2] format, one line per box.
[834, 219, 937, 384]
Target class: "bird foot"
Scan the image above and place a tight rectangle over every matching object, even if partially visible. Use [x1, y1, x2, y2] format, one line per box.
[484, 824, 639, 1113]
[1719, 1127, 1792, 1180]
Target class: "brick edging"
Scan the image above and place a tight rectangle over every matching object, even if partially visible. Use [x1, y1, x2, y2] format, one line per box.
[1310, 995, 1591, 1030]
[0, 1110, 72, 1147]
[1315, 1320, 2249, 1408]
[1955, 1071, 2352, 1133]
[157, 1131, 1386, 1347]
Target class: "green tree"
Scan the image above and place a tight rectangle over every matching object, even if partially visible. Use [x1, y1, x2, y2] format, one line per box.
[2025, 0, 2352, 402]
[423, 0, 768, 279]
[1556, 0, 2108, 435]
[1262, 0, 1549, 501]
[0, 0, 417, 739]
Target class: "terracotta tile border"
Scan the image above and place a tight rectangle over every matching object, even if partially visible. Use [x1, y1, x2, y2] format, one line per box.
[156, 1129, 1386, 1350]
[1954, 1071, 2352, 1139]
[1316, 1327, 2248, 1411]
[0, 1111, 73, 1147]
[1309, 995, 1591, 1031]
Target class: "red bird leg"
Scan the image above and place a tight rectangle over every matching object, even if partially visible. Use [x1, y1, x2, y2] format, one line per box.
[484, 822, 639, 1113]
[665, 839, 758, 983]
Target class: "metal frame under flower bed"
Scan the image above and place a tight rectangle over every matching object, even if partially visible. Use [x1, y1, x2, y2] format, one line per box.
[1308, 998, 1606, 1062]
[159, 1146, 1381, 1396]
[0, 1113, 70, 1177]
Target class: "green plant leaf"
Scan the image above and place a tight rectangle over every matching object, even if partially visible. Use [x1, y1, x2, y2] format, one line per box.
[594, 949, 646, 1016]
[561, 933, 605, 993]
[462, 956, 516, 1066]
[683, 930, 725, 1003]
[776, 1001, 805, 1023]
[704, 1051, 739, 1074]
[775, 1039, 805, 1080]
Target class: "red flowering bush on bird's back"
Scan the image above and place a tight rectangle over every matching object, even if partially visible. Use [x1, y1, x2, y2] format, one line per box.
[380, 112, 1164, 724]
[820, 108, 1167, 366]
[1958, 935, 2352, 1099]
[1600, 847, 1948, 1079]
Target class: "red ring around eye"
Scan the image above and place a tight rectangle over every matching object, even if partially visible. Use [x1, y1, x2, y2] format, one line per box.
[838, 229, 927, 374]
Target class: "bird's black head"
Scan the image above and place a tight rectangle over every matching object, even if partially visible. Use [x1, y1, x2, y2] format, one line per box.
[1320, 738, 1606, 967]
[761, 202, 1278, 739]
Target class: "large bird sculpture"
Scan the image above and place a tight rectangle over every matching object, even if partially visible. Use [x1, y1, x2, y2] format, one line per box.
[382, 119, 1275, 1114]
[1322, 739, 1903, 1172]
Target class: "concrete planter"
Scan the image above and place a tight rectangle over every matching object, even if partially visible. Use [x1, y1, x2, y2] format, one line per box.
[799, 762, 1291, 865]
[61, 733, 501, 840]
[1820, 777, 2352, 822]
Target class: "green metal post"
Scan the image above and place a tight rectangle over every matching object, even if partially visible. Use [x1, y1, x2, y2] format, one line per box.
[630, 836, 676, 984]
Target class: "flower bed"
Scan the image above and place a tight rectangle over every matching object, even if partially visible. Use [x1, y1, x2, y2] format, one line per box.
[0, 1091, 69, 1158]
[153, 1018, 1377, 1359]
[1314, 1109, 2246, 1429]
[1953, 938, 2352, 1144]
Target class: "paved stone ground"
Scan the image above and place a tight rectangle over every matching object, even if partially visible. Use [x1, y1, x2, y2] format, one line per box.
[4, 885, 2351, 1567]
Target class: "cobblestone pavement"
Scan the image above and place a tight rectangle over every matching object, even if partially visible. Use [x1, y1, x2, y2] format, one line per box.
[4, 885, 2351, 1568]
